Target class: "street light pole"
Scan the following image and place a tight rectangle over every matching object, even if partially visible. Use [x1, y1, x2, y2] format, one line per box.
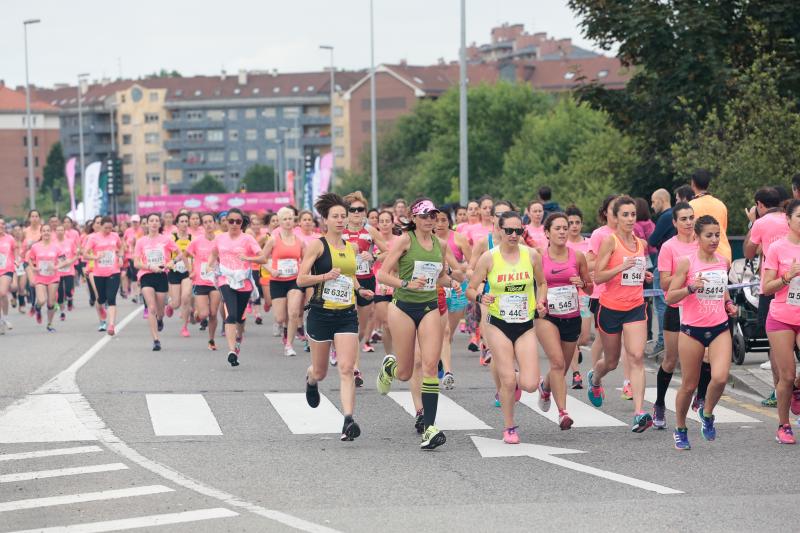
[23, 18, 41, 210]
[369, 0, 378, 207]
[459, 0, 468, 206]
[319, 45, 335, 186]
[77, 73, 89, 219]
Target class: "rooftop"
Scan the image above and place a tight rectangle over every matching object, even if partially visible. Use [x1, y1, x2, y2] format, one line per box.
[0, 82, 59, 113]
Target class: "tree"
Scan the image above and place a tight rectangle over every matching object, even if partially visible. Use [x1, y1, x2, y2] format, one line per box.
[241, 164, 276, 192]
[190, 174, 226, 194]
[41, 142, 65, 192]
[147, 69, 182, 79]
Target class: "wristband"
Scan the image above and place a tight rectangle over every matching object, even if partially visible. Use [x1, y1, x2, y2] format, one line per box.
[686, 285, 696, 294]
[400, 279, 409, 289]
[725, 299, 735, 308]
[475, 293, 482, 304]
[783, 274, 791, 286]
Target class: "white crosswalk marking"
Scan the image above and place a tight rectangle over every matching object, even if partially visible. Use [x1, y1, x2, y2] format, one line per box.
[265, 393, 344, 434]
[146, 394, 223, 436]
[8, 508, 239, 533]
[0, 463, 128, 483]
[642, 388, 761, 424]
[388, 392, 491, 430]
[0, 394, 96, 443]
[519, 391, 628, 427]
[0, 445, 103, 462]
[0, 485, 174, 513]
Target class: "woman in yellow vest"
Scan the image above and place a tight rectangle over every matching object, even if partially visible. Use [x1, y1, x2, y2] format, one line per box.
[166, 212, 194, 338]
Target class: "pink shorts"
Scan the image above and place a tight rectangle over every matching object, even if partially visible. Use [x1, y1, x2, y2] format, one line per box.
[765, 314, 800, 335]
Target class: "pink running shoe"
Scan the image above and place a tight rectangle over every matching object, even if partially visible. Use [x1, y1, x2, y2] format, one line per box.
[181, 325, 190, 337]
[514, 383, 522, 403]
[776, 424, 796, 445]
[621, 382, 633, 400]
[791, 389, 800, 416]
[107, 324, 115, 337]
[143, 307, 149, 319]
[165, 305, 173, 318]
[558, 410, 574, 430]
[503, 426, 520, 444]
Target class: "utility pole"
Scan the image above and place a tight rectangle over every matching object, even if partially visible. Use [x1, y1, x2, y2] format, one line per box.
[23, 19, 41, 209]
[459, 0, 469, 206]
[369, 0, 378, 207]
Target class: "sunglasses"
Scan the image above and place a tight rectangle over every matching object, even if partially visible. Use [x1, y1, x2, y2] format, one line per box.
[503, 227, 524, 236]
[414, 212, 439, 220]
[227, 218, 243, 225]
[348, 207, 366, 213]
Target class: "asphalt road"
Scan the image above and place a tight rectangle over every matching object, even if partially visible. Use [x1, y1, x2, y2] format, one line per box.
[0, 288, 795, 533]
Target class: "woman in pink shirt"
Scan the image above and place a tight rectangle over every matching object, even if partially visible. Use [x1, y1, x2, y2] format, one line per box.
[27, 224, 71, 332]
[523, 200, 547, 250]
[84, 217, 125, 336]
[54, 224, 78, 322]
[123, 215, 144, 304]
[134, 213, 180, 351]
[0, 218, 17, 334]
[762, 199, 800, 444]
[208, 208, 265, 367]
[185, 212, 220, 352]
[667, 215, 737, 450]
[564, 205, 591, 389]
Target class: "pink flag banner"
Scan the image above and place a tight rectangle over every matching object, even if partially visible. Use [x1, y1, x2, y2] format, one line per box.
[286, 170, 295, 206]
[137, 192, 293, 214]
[65, 157, 77, 215]
[318, 152, 333, 194]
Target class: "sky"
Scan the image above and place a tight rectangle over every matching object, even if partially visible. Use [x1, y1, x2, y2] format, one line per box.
[1, 0, 610, 89]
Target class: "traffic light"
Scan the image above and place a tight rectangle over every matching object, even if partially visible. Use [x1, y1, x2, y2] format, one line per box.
[304, 154, 313, 179]
[106, 155, 124, 196]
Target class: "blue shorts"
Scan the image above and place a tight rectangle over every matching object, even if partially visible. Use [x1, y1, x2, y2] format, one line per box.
[446, 280, 469, 312]
[598, 303, 647, 335]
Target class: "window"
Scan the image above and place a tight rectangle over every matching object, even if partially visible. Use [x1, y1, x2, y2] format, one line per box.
[598, 70, 609, 78]
[333, 106, 343, 117]
[186, 130, 204, 142]
[194, 90, 202, 96]
[123, 173, 132, 184]
[265, 148, 277, 159]
[285, 148, 300, 160]
[283, 106, 300, 118]
[333, 126, 343, 138]
[145, 152, 160, 164]
[123, 154, 133, 164]
[564, 71, 576, 80]
[246, 149, 258, 161]
[208, 150, 225, 162]
[253, 88, 260, 95]
[22, 136, 27, 146]
[244, 109, 256, 119]
[122, 134, 132, 145]
[245, 129, 257, 141]
[305, 106, 322, 116]
[208, 171, 225, 179]
[291, 86, 299, 93]
[185, 151, 204, 164]
[334, 146, 345, 157]
[186, 110, 204, 120]
[228, 109, 238, 120]
[174, 89, 183, 97]
[34, 136, 38, 147]
[307, 85, 315, 92]
[149, 92, 159, 102]
[229, 151, 239, 162]
[228, 130, 239, 141]
[145, 132, 160, 144]
[24, 157, 28, 168]
[229, 171, 240, 180]
[207, 110, 225, 121]
[187, 172, 198, 181]
[272, 87, 280, 94]
[121, 114, 131, 125]
[207, 130, 224, 142]
[146, 172, 161, 182]
[262, 107, 276, 118]
[264, 128, 276, 140]
[233, 88, 241, 95]
[144, 113, 159, 123]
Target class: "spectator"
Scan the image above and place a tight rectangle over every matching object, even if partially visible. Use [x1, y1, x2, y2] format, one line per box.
[538, 186, 562, 219]
[647, 188, 674, 353]
[674, 185, 695, 204]
[688, 168, 731, 262]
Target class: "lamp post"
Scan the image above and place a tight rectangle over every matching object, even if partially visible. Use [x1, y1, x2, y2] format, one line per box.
[369, 0, 378, 207]
[319, 45, 335, 185]
[458, 0, 468, 206]
[23, 18, 41, 209]
[77, 73, 90, 218]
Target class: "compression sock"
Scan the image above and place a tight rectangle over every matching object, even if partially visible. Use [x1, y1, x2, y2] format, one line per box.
[655, 366, 673, 407]
[421, 377, 440, 428]
[697, 362, 712, 400]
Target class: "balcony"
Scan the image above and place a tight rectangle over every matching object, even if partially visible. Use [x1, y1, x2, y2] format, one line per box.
[162, 118, 221, 130]
[163, 139, 225, 151]
[301, 135, 331, 147]
[299, 114, 330, 126]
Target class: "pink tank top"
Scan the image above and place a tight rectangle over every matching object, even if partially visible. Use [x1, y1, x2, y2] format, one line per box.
[271, 232, 302, 281]
[542, 247, 580, 318]
[447, 231, 464, 263]
[681, 252, 729, 327]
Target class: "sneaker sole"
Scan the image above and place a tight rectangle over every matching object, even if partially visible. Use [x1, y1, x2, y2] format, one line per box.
[421, 432, 446, 450]
[341, 422, 361, 441]
[559, 417, 573, 430]
[632, 417, 653, 433]
[227, 353, 239, 367]
[776, 437, 796, 445]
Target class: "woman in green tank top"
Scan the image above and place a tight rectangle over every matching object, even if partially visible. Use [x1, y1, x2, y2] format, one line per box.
[376, 198, 461, 450]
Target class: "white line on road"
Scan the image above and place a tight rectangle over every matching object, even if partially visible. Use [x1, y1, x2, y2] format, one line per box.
[388, 392, 492, 430]
[0, 394, 97, 443]
[7, 507, 239, 533]
[146, 394, 223, 436]
[0, 463, 128, 483]
[0, 485, 173, 513]
[265, 393, 343, 434]
[0, 445, 102, 462]
[641, 388, 761, 423]
[519, 391, 628, 427]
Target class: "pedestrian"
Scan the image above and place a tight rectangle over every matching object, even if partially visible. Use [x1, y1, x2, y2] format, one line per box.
[539, 186, 562, 219]
[688, 169, 731, 262]
[648, 188, 676, 353]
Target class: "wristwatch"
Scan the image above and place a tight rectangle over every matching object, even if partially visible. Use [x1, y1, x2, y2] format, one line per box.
[400, 280, 409, 289]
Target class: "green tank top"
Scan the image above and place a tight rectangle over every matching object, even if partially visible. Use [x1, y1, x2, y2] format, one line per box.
[394, 230, 443, 304]
[487, 245, 536, 322]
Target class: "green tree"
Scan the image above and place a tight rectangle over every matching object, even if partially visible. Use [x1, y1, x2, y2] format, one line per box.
[241, 164, 276, 192]
[671, 54, 800, 234]
[41, 142, 65, 192]
[190, 174, 226, 194]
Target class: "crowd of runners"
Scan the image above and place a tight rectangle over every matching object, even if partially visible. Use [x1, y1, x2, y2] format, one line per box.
[1, 170, 799, 450]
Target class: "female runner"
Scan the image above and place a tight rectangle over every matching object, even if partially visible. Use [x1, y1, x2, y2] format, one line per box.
[54, 224, 77, 321]
[165, 213, 194, 337]
[0, 218, 18, 334]
[22, 209, 43, 313]
[83, 217, 125, 335]
[565, 205, 592, 388]
[27, 224, 68, 331]
[371, 210, 397, 357]
[185, 213, 221, 351]
[523, 200, 547, 250]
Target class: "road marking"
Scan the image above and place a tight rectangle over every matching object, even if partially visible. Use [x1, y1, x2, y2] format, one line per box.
[519, 391, 627, 427]
[8, 507, 239, 532]
[720, 395, 779, 420]
[0, 394, 96, 443]
[642, 388, 761, 423]
[0, 445, 103, 462]
[471, 436, 683, 495]
[0, 463, 128, 483]
[146, 394, 222, 436]
[265, 393, 343, 434]
[387, 392, 491, 430]
[0, 485, 173, 513]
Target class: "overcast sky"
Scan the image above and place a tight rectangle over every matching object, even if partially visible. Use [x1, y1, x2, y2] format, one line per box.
[2, 0, 608, 89]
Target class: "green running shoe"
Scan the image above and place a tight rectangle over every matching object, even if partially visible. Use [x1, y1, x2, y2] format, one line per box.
[761, 390, 777, 408]
[420, 425, 446, 450]
[376, 354, 396, 395]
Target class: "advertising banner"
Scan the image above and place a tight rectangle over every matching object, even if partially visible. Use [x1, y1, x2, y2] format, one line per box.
[83, 161, 103, 222]
[137, 192, 293, 214]
[65, 157, 77, 215]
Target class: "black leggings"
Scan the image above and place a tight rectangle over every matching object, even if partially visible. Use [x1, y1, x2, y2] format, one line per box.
[220, 285, 250, 324]
[94, 274, 121, 306]
[86, 273, 97, 306]
[58, 276, 75, 305]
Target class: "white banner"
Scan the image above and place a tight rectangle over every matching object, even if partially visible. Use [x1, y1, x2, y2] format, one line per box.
[82, 161, 103, 223]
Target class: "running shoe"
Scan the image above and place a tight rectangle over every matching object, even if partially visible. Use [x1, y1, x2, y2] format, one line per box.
[272, 322, 281, 337]
[692, 394, 706, 412]
[699, 409, 716, 441]
[98, 321, 107, 332]
[503, 426, 520, 444]
[227, 351, 239, 367]
[558, 410, 573, 430]
[776, 424, 796, 445]
[362, 342, 374, 353]
[143, 307, 149, 319]
[165, 305, 173, 318]
[459, 320, 466, 334]
[157, 318, 164, 332]
[131, 296, 138, 304]
[438, 360, 444, 379]
[246, 303, 252, 315]
[442, 372, 455, 390]
[414, 410, 425, 434]
[631, 412, 653, 433]
[479, 348, 491, 367]
[420, 425, 446, 450]
[255, 316, 263, 325]
[4, 318, 11, 330]
[376, 354, 396, 395]
[467, 334, 479, 352]
[341, 417, 361, 441]
[284, 344, 297, 357]
[673, 427, 691, 450]
[329, 348, 338, 367]
[653, 404, 666, 430]
[35, 307, 42, 324]
[370, 329, 382, 343]
[67, 301, 73, 312]
[587, 370, 604, 407]
[537, 378, 552, 412]
[791, 388, 800, 416]
[571, 371, 583, 389]
[208, 339, 217, 351]
[107, 324, 115, 336]
[60, 311, 65, 322]
[354, 370, 364, 388]
[761, 390, 777, 408]
[29, 306, 36, 318]
[621, 382, 633, 400]
[304, 339, 310, 353]
[760, 360, 772, 370]
[297, 326, 305, 338]
[234, 337, 242, 355]
[0, 319, 5, 336]
[305, 379, 320, 408]
[181, 325, 190, 338]
[199, 319, 208, 331]
[494, 393, 501, 408]
[153, 340, 162, 352]
[46, 324, 56, 333]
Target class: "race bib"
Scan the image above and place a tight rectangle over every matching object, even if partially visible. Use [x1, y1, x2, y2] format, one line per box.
[621, 256, 646, 286]
[696, 270, 727, 301]
[58, 255, 71, 273]
[376, 282, 393, 296]
[276, 258, 299, 277]
[787, 277, 800, 307]
[200, 262, 216, 282]
[226, 269, 248, 290]
[498, 293, 529, 323]
[15, 263, 25, 276]
[356, 254, 372, 276]
[98, 250, 115, 267]
[0, 253, 6, 270]
[38, 260, 54, 276]
[322, 275, 354, 304]
[146, 249, 165, 268]
[547, 285, 578, 316]
[412, 261, 442, 291]
[173, 259, 187, 273]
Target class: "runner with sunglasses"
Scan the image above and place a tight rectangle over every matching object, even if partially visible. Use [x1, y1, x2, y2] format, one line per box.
[185, 213, 221, 351]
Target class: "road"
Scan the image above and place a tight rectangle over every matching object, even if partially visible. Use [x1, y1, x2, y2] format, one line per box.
[0, 289, 795, 532]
